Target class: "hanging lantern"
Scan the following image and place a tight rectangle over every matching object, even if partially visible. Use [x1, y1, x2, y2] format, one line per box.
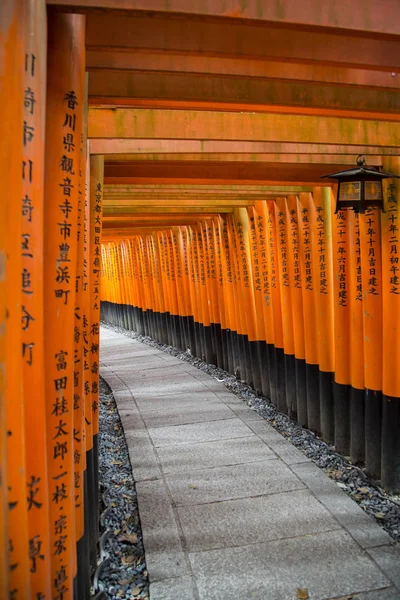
[321, 155, 398, 214]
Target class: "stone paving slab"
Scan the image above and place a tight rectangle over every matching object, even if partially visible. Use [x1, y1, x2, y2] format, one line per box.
[189, 529, 391, 600]
[177, 488, 340, 552]
[140, 403, 236, 428]
[156, 436, 276, 474]
[147, 417, 253, 447]
[133, 390, 222, 411]
[165, 459, 304, 506]
[100, 327, 400, 600]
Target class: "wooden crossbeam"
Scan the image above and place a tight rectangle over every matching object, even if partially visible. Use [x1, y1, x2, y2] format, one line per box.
[85, 15, 400, 72]
[87, 52, 400, 91]
[90, 139, 400, 156]
[46, 0, 400, 38]
[88, 108, 400, 148]
[88, 70, 400, 120]
[104, 154, 382, 166]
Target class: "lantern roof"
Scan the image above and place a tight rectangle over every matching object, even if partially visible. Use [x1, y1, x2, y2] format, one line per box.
[321, 156, 399, 181]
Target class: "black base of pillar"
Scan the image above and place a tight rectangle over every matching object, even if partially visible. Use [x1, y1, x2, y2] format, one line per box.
[275, 348, 287, 414]
[381, 394, 400, 492]
[365, 389, 382, 480]
[259, 341, 271, 400]
[284, 354, 297, 419]
[249, 340, 263, 395]
[295, 359, 307, 427]
[350, 387, 365, 464]
[333, 381, 350, 455]
[320, 370, 334, 444]
[306, 363, 320, 434]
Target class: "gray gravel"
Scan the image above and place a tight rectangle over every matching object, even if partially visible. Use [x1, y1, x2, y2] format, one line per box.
[101, 321, 400, 544]
[97, 377, 149, 600]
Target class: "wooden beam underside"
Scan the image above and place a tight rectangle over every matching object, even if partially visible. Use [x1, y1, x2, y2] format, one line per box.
[47, 1, 400, 226]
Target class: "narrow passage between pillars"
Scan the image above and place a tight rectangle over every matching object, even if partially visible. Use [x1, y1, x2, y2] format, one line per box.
[101, 183, 400, 494]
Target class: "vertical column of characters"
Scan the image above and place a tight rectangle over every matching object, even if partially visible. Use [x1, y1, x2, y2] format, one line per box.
[205, 217, 220, 364]
[166, 230, 179, 346]
[348, 212, 364, 393]
[381, 157, 400, 492]
[205, 220, 219, 331]
[248, 205, 270, 397]
[332, 206, 351, 454]
[82, 129, 96, 575]
[253, 201, 274, 401]
[177, 227, 190, 349]
[171, 227, 186, 349]
[1, 0, 30, 597]
[199, 221, 215, 363]
[227, 214, 246, 380]
[190, 226, 202, 354]
[312, 187, 335, 443]
[120, 241, 131, 329]
[73, 124, 89, 596]
[126, 239, 138, 330]
[248, 207, 266, 343]
[119, 238, 130, 328]
[234, 207, 260, 392]
[22, 0, 52, 597]
[348, 212, 365, 466]
[156, 232, 170, 343]
[151, 233, 165, 341]
[212, 219, 225, 331]
[265, 200, 285, 411]
[275, 198, 295, 416]
[142, 235, 154, 334]
[180, 227, 196, 353]
[218, 216, 236, 374]
[298, 193, 318, 430]
[286, 196, 305, 422]
[44, 13, 85, 597]
[359, 207, 382, 472]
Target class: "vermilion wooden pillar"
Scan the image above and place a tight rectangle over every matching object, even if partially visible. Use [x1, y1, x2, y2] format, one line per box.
[1, 0, 31, 597]
[44, 12, 85, 599]
[89, 154, 104, 564]
[23, 0, 52, 597]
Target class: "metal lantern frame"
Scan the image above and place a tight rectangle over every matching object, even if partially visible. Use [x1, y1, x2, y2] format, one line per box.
[321, 156, 399, 214]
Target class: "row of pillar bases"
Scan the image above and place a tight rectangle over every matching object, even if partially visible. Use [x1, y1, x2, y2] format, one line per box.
[101, 301, 400, 493]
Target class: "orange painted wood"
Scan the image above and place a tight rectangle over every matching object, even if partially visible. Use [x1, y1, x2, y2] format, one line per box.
[332, 207, 351, 386]
[348, 212, 365, 391]
[312, 187, 335, 374]
[23, 0, 52, 596]
[1, 0, 31, 597]
[360, 208, 382, 392]
[47, 0, 400, 37]
[382, 157, 400, 398]
[44, 12, 85, 595]
[88, 108, 400, 148]
[85, 13, 400, 71]
[89, 155, 104, 439]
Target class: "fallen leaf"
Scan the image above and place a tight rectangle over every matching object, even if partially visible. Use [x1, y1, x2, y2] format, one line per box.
[188, 484, 197, 489]
[131, 587, 141, 595]
[358, 487, 370, 494]
[297, 588, 309, 600]
[111, 460, 123, 465]
[374, 512, 385, 519]
[120, 532, 138, 544]
[118, 579, 131, 585]
[121, 554, 135, 566]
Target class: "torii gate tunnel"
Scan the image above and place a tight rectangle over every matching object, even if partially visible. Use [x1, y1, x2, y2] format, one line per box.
[1, 0, 400, 598]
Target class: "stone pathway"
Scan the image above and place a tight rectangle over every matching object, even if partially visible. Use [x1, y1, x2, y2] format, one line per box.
[100, 327, 400, 600]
